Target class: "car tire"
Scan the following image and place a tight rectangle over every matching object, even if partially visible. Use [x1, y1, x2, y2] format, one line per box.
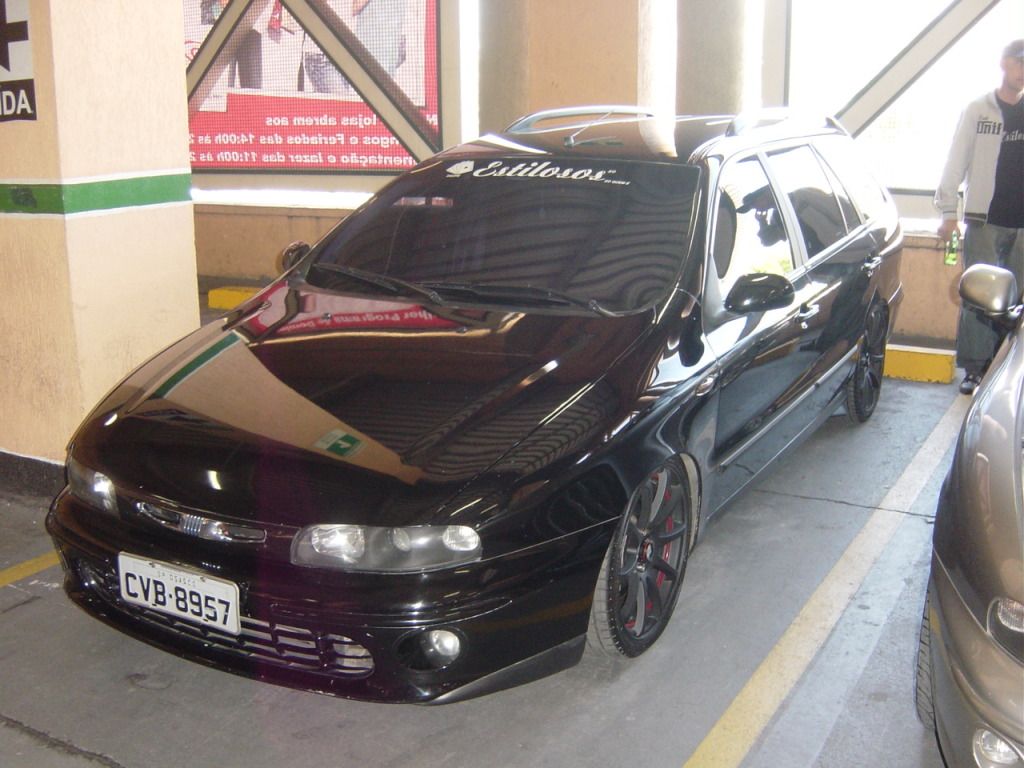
[588, 459, 692, 657]
[847, 301, 888, 423]
[915, 584, 937, 730]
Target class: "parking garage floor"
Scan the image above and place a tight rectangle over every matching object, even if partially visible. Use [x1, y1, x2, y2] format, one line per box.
[0, 376, 962, 768]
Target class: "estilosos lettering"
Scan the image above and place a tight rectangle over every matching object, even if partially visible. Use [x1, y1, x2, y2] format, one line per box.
[446, 160, 630, 185]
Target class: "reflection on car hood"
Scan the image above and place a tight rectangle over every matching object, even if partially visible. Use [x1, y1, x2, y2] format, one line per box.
[939, 324, 1024, 614]
[77, 282, 656, 528]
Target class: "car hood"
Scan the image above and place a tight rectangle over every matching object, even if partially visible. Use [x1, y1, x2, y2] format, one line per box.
[75, 281, 658, 528]
[937, 323, 1024, 614]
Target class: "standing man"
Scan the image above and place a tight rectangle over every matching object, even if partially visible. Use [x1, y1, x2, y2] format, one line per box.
[936, 39, 1024, 395]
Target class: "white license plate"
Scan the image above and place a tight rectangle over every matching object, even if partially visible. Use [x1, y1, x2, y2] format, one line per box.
[118, 553, 240, 635]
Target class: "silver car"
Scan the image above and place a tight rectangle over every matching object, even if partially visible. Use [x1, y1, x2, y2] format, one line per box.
[916, 264, 1024, 768]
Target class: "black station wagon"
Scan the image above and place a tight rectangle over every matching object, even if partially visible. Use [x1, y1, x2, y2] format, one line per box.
[48, 107, 903, 703]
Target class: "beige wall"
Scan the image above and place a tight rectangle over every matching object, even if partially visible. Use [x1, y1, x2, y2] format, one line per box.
[194, 205, 347, 280]
[1, 218, 81, 460]
[65, 207, 199, 410]
[479, 0, 642, 133]
[49, 2, 191, 179]
[891, 235, 961, 347]
[1, 1, 198, 462]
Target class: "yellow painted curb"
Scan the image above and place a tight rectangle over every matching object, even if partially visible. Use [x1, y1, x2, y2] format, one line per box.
[208, 286, 260, 310]
[884, 344, 956, 384]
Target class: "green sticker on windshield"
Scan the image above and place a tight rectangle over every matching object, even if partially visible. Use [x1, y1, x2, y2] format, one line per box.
[315, 430, 364, 458]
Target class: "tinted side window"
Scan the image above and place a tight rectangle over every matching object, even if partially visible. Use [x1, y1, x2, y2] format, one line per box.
[767, 145, 846, 259]
[712, 155, 795, 296]
[813, 134, 890, 223]
[817, 152, 861, 231]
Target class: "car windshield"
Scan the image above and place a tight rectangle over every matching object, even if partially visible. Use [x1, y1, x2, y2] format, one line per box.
[306, 157, 701, 314]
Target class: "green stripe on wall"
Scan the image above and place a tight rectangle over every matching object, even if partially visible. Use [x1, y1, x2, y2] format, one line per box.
[0, 173, 191, 215]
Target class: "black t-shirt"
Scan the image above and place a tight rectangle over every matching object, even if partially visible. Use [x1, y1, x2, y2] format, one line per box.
[988, 95, 1024, 228]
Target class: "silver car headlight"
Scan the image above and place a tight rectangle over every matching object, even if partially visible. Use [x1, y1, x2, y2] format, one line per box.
[291, 524, 482, 573]
[991, 597, 1024, 662]
[67, 457, 117, 513]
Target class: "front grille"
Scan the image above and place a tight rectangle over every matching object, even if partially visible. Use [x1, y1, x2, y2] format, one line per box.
[78, 559, 374, 678]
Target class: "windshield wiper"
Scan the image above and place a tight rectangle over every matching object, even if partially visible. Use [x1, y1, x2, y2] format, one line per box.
[421, 283, 621, 317]
[309, 263, 443, 305]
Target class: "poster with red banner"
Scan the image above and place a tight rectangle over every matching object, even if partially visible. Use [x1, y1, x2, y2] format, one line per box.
[184, 0, 438, 173]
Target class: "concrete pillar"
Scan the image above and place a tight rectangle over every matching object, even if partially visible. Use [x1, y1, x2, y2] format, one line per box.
[478, 0, 643, 134]
[676, 0, 747, 114]
[0, 0, 199, 462]
[760, 0, 789, 107]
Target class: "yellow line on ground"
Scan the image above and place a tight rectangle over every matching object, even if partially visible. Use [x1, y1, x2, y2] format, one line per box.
[0, 551, 61, 588]
[683, 396, 968, 768]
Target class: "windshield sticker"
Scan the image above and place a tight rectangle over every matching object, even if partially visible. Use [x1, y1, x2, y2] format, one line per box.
[315, 429, 364, 458]
[445, 160, 630, 185]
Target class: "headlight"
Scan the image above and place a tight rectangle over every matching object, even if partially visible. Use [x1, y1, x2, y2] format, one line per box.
[291, 524, 482, 573]
[995, 597, 1024, 632]
[67, 457, 117, 513]
[991, 597, 1024, 662]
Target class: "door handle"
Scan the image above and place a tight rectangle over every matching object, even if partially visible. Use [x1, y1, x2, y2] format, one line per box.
[862, 255, 882, 276]
[695, 373, 717, 397]
[796, 304, 820, 329]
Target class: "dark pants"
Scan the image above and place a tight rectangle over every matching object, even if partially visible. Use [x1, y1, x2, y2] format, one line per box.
[230, 30, 263, 89]
[957, 221, 1024, 374]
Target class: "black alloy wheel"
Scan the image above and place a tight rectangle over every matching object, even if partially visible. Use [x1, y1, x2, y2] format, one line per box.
[589, 459, 692, 657]
[847, 301, 888, 423]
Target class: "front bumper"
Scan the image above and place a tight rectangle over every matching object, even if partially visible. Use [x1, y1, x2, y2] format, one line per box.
[47, 491, 613, 703]
[928, 554, 1024, 767]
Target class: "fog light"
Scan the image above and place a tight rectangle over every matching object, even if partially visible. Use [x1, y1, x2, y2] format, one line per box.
[397, 628, 464, 671]
[974, 729, 1020, 766]
[422, 630, 461, 665]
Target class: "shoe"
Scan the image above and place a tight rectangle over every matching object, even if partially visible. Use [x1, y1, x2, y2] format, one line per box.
[959, 373, 981, 395]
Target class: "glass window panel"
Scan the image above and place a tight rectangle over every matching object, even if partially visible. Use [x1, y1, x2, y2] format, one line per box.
[309, 160, 701, 313]
[788, 0, 951, 116]
[854, 3, 1024, 190]
[767, 146, 846, 258]
[713, 156, 796, 294]
[813, 134, 888, 224]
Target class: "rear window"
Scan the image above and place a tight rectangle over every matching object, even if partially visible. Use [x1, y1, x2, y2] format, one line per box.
[307, 157, 701, 313]
[812, 134, 892, 224]
[765, 145, 847, 259]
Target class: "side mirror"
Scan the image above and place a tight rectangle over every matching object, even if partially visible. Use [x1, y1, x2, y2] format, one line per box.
[725, 273, 795, 314]
[277, 241, 311, 273]
[959, 264, 1019, 317]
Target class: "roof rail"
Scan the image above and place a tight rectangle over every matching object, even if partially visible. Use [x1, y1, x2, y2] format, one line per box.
[505, 105, 656, 134]
[725, 108, 845, 137]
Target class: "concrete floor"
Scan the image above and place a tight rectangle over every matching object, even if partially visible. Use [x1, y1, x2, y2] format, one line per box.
[0, 377, 960, 768]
